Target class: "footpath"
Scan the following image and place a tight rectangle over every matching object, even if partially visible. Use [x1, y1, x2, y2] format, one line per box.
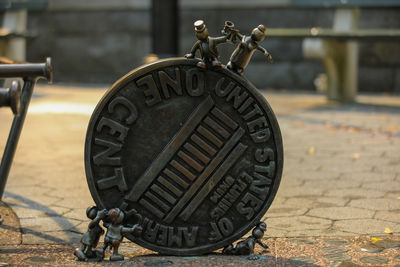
[0, 84, 399, 266]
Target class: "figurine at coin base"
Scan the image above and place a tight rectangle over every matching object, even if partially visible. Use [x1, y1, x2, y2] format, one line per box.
[223, 222, 268, 260]
[96, 208, 142, 261]
[74, 206, 106, 261]
[83, 19, 283, 258]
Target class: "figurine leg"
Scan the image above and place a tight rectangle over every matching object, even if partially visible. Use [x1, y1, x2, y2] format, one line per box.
[95, 243, 108, 260]
[196, 61, 206, 69]
[247, 240, 259, 260]
[248, 253, 260, 261]
[85, 246, 97, 258]
[74, 247, 88, 261]
[109, 240, 124, 261]
[211, 58, 222, 68]
[227, 61, 243, 75]
[222, 244, 234, 255]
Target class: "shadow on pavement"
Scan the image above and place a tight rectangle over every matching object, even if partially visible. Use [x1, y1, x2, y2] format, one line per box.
[4, 191, 81, 243]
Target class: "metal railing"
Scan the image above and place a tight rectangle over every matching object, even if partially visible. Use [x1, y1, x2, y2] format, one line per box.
[0, 57, 52, 199]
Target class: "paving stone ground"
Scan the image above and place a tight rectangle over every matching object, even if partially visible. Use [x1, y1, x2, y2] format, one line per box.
[0, 84, 399, 266]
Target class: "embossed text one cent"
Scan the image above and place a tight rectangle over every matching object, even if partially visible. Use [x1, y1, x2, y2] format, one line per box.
[85, 58, 283, 255]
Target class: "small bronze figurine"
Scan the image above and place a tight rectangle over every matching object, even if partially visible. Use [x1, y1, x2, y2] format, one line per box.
[74, 206, 106, 261]
[96, 208, 142, 261]
[222, 222, 268, 260]
[185, 20, 229, 69]
[227, 24, 273, 75]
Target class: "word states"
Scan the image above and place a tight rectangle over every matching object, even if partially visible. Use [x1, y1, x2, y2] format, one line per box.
[213, 77, 277, 221]
[237, 148, 275, 220]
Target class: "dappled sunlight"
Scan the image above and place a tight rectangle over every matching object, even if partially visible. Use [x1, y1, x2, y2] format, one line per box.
[28, 102, 96, 115]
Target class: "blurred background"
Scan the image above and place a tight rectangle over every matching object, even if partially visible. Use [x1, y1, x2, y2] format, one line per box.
[1, 0, 399, 93]
[0, 1, 399, 260]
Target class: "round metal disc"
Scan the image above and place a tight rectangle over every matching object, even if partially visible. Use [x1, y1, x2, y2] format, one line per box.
[85, 58, 283, 255]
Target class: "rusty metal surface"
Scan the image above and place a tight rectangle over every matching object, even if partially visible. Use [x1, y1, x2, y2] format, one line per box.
[85, 58, 283, 255]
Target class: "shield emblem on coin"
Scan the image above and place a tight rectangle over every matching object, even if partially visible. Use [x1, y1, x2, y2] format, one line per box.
[85, 58, 283, 255]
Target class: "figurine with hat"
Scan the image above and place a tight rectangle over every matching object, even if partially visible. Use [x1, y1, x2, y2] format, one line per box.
[184, 20, 230, 69]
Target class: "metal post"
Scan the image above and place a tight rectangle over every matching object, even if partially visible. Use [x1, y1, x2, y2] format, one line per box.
[0, 79, 34, 199]
[151, 0, 179, 58]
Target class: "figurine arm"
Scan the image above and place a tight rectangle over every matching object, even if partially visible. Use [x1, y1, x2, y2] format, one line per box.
[236, 32, 244, 39]
[88, 209, 107, 228]
[185, 40, 201, 58]
[256, 45, 267, 54]
[223, 27, 242, 43]
[257, 45, 273, 63]
[256, 239, 268, 249]
[121, 224, 142, 236]
[213, 36, 228, 45]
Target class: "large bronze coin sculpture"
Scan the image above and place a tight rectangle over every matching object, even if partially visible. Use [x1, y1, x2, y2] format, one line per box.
[83, 21, 283, 258]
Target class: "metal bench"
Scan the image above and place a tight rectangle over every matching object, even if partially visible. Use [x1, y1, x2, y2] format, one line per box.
[267, 0, 400, 102]
[0, 58, 52, 199]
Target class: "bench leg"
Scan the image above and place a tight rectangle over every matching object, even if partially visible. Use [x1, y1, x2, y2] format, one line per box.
[322, 54, 340, 101]
[341, 41, 358, 102]
[324, 40, 358, 102]
[303, 39, 358, 102]
[2, 10, 27, 61]
[303, 8, 359, 102]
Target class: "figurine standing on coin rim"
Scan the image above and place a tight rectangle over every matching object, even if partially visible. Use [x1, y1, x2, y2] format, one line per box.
[223, 222, 268, 260]
[185, 20, 230, 69]
[227, 24, 273, 75]
[74, 206, 106, 261]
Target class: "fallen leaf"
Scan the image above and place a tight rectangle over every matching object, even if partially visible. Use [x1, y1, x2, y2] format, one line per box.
[371, 237, 382, 244]
[391, 125, 398, 132]
[348, 127, 361, 133]
[307, 146, 315, 155]
[384, 227, 393, 234]
[397, 196, 400, 200]
[353, 153, 360, 159]
[379, 114, 388, 120]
